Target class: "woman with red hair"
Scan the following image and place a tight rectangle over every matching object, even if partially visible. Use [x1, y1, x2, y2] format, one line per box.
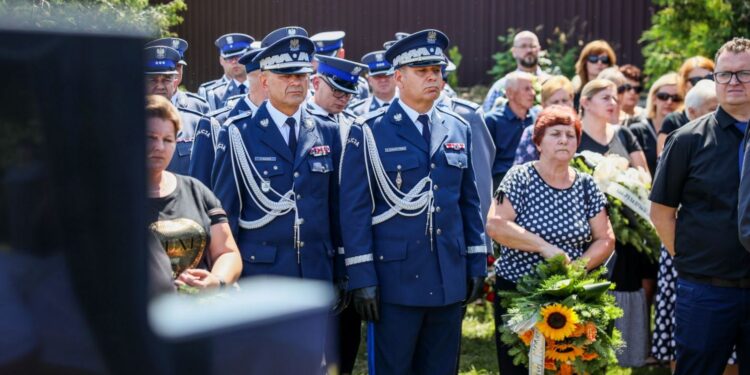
[487, 105, 615, 374]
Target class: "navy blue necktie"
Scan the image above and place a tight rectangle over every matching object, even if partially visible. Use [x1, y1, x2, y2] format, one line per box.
[418, 114, 430, 148]
[238, 83, 247, 94]
[286, 117, 297, 155]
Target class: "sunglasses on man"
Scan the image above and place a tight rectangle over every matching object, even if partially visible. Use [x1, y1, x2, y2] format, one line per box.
[618, 83, 643, 94]
[655, 92, 682, 102]
[688, 74, 714, 87]
[586, 55, 611, 65]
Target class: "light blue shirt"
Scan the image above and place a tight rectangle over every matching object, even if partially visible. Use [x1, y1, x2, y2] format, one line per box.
[398, 100, 434, 135]
[266, 101, 302, 145]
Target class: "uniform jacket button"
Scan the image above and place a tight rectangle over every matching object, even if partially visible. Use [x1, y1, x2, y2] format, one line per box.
[436, 228, 442, 235]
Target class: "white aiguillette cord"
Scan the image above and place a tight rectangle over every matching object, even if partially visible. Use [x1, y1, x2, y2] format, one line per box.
[228, 125, 303, 262]
[361, 124, 435, 248]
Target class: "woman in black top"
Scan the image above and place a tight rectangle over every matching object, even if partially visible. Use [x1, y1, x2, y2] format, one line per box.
[578, 79, 652, 367]
[146, 95, 242, 290]
[629, 72, 680, 177]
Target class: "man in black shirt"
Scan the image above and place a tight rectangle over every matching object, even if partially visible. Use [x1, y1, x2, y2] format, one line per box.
[651, 37, 750, 374]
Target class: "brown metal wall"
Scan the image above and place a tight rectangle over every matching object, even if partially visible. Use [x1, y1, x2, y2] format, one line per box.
[170, 0, 654, 91]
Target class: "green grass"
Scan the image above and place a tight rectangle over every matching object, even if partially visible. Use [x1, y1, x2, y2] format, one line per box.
[350, 302, 671, 375]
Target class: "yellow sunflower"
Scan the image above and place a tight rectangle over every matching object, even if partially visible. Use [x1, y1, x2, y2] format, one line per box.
[537, 304, 579, 341]
[546, 343, 584, 362]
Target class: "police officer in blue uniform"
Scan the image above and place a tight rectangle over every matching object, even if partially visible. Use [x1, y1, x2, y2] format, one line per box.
[211, 30, 344, 286]
[349, 50, 397, 116]
[204, 33, 254, 111]
[302, 54, 369, 374]
[203, 28, 307, 189]
[190, 47, 268, 188]
[311, 31, 370, 101]
[339, 30, 486, 375]
[146, 37, 210, 114]
[143, 45, 204, 175]
[305, 55, 366, 144]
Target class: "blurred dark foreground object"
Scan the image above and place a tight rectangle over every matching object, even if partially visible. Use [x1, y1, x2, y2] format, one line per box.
[0, 26, 333, 375]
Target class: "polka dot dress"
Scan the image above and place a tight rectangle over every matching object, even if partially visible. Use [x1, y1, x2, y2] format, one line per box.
[651, 245, 737, 364]
[493, 163, 608, 282]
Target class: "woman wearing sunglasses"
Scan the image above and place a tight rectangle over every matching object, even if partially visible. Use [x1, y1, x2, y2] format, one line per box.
[657, 56, 715, 154]
[572, 40, 617, 110]
[630, 73, 680, 177]
[619, 64, 646, 119]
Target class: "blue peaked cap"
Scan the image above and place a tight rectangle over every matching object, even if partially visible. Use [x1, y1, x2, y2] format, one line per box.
[315, 55, 367, 94]
[238, 48, 264, 73]
[144, 46, 180, 75]
[385, 29, 449, 69]
[214, 33, 254, 58]
[146, 37, 188, 65]
[311, 31, 345, 56]
[261, 27, 308, 48]
[253, 35, 315, 74]
[361, 50, 393, 76]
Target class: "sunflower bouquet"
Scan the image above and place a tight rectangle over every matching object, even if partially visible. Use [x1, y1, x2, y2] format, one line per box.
[570, 151, 660, 262]
[499, 256, 623, 374]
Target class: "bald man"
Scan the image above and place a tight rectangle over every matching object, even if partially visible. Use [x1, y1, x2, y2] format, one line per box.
[482, 31, 550, 112]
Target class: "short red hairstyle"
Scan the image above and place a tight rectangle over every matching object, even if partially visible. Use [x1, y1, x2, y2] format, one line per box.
[532, 105, 582, 147]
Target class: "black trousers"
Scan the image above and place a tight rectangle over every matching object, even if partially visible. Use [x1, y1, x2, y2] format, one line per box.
[492, 277, 527, 375]
[337, 303, 362, 374]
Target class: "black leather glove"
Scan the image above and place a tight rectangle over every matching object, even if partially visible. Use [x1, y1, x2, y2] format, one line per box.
[353, 286, 379, 322]
[463, 276, 485, 307]
[331, 279, 352, 314]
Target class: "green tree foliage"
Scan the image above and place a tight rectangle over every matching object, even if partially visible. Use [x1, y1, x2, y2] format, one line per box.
[640, 0, 750, 80]
[447, 45, 462, 87]
[0, 0, 186, 36]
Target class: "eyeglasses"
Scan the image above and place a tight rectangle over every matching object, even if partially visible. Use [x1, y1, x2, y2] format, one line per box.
[618, 83, 643, 94]
[713, 70, 750, 84]
[321, 77, 352, 99]
[688, 74, 714, 86]
[586, 55, 611, 65]
[223, 55, 241, 63]
[655, 92, 682, 102]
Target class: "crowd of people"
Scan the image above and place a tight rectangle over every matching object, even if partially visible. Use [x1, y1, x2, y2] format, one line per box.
[143, 25, 750, 375]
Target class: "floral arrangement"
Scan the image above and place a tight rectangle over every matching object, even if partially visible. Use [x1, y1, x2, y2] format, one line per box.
[499, 256, 623, 374]
[570, 151, 660, 262]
